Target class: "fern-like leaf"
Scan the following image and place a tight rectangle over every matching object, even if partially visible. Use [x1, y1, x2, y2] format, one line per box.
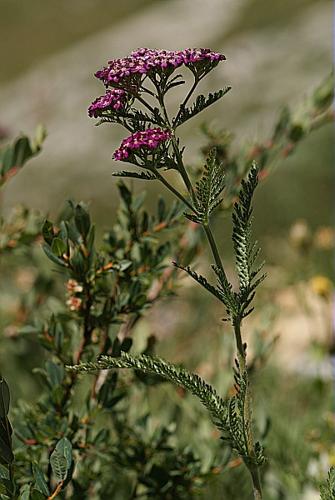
[232, 163, 266, 318]
[185, 149, 225, 224]
[174, 87, 231, 127]
[320, 467, 335, 500]
[68, 353, 228, 432]
[112, 170, 157, 181]
[226, 370, 266, 465]
[173, 262, 224, 303]
[212, 265, 238, 319]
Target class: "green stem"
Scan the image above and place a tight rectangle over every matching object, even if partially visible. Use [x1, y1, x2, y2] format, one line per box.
[157, 90, 198, 206]
[174, 75, 199, 126]
[202, 224, 224, 272]
[152, 168, 194, 212]
[249, 464, 263, 500]
[234, 320, 262, 500]
[133, 93, 156, 115]
[171, 135, 198, 206]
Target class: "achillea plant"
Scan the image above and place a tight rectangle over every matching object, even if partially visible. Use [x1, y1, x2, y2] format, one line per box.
[0, 48, 333, 499]
[72, 47, 266, 499]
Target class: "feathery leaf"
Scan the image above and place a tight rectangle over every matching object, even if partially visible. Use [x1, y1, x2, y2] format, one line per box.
[185, 149, 225, 224]
[174, 87, 231, 127]
[68, 352, 228, 432]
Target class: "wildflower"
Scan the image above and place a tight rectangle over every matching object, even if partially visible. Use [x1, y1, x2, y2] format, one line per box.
[310, 275, 333, 299]
[181, 48, 225, 64]
[66, 296, 83, 311]
[66, 279, 84, 294]
[88, 89, 127, 117]
[95, 48, 225, 87]
[113, 128, 171, 161]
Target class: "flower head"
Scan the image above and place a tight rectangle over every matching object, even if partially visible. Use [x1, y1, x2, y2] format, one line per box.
[95, 48, 225, 87]
[88, 89, 127, 117]
[66, 296, 83, 312]
[310, 275, 332, 299]
[66, 279, 83, 294]
[113, 128, 171, 161]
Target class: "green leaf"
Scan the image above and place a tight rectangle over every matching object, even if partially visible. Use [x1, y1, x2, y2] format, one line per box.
[112, 170, 157, 181]
[0, 482, 8, 495]
[174, 87, 231, 127]
[320, 467, 335, 500]
[0, 378, 13, 466]
[0, 379, 10, 418]
[232, 163, 266, 317]
[50, 438, 72, 482]
[74, 204, 90, 239]
[68, 353, 228, 434]
[173, 263, 223, 303]
[42, 220, 54, 245]
[185, 149, 225, 224]
[42, 244, 67, 268]
[0, 127, 46, 186]
[30, 489, 46, 500]
[45, 361, 64, 387]
[32, 463, 50, 496]
[19, 484, 31, 500]
[51, 238, 67, 257]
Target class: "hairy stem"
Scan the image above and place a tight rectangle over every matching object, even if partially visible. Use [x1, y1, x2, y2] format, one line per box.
[234, 320, 262, 499]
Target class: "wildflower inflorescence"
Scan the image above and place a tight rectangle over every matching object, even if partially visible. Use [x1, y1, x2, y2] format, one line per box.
[113, 128, 171, 161]
[95, 47, 225, 86]
[88, 89, 128, 117]
[88, 47, 226, 165]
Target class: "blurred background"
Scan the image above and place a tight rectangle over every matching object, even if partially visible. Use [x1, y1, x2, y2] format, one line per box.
[0, 1, 334, 498]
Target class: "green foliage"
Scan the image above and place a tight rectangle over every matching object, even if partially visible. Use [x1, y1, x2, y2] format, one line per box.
[70, 352, 265, 468]
[69, 352, 228, 430]
[0, 377, 14, 498]
[112, 170, 157, 181]
[50, 437, 72, 482]
[0, 382, 12, 475]
[174, 87, 231, 128]
[178, 163, 264, 323]
[200, 72, 334, 208]
[231, 164, 266, 319]
[185, 149, 225, 224]
[320, 467, 335, 500]
[0, 126, 46, 187]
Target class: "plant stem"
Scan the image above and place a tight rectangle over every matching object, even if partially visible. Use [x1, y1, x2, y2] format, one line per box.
[171, 135, 198, 205]
[174, 75, 199, 126]
[249, 464, 263, 500]
[157, 90, 198, 206]
[151, 86, 263, 499]
[48, 480, 64, 500]
[202, 224, 224, 273]
[152, 168, 194, 212]
[234, 320, 262, 500]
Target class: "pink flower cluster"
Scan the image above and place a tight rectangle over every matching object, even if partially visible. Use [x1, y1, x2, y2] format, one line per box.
[95, 48, 225, 85]
[113, 128, 171, 161]
[88, 89, 127, 117]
